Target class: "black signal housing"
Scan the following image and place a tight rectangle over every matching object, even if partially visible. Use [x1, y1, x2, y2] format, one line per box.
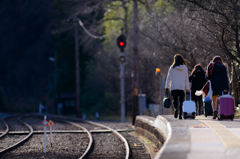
[117, 34, 127, 52]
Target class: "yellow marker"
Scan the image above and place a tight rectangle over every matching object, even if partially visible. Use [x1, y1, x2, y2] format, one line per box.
[48, 120, 54, 147]
[199, 123, 205, 127]
[192, 123, 205, 128]
[48, 120, 54, 127]
[134, 143, 137, 146]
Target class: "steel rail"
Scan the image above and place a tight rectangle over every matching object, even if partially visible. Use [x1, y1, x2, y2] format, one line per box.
[0, 116, 33, 153]
[68, 121, 93, 159]
[30, 113, 130, 159]
[78, 120, 130, 159]
[0, 128, 134, 134]
[0, 118, 9, 138]
[58, 120, 93, 159]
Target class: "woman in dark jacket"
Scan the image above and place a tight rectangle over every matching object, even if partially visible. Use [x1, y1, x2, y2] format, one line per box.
[206, 56, 229, 119]
[189, 64, 207, 115]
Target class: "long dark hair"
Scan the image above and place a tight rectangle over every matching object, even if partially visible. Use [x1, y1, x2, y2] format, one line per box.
[172, 54, 187, 68]
[212, 55, 223, 63]
[190, 64, 204, 76]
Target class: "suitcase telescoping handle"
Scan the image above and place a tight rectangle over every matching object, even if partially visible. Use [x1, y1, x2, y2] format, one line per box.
[185, 90, 191, 101]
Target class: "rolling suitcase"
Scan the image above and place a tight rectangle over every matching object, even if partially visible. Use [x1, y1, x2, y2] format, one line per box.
[204, 96, 213, 117]
[218, 92, 234, 121]
[183, 90, 196, 119]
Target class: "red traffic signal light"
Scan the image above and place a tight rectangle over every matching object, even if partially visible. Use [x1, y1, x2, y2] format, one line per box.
[119, 42, 124, 46]
[117, 34, 126, 52]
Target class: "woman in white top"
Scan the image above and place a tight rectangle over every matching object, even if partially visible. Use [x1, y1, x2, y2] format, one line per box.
[165, 54, 190, 119]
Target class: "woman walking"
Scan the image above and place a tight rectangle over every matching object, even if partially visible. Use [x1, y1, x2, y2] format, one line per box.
[206, 56, 229, 119]
[165, 54, 190, 119]
[189, 64, 207, 115]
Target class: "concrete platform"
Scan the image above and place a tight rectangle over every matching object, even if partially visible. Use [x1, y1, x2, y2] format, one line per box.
[135, 115, 240, 159]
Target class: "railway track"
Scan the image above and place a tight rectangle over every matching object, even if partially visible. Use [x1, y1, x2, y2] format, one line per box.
[0, 114, 150, 159]
[0, 118, 9, 138]
[0, 116, 33, 154]
[67, 119, 130, 159]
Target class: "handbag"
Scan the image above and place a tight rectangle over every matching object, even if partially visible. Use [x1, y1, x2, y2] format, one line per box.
[163, 97, 171, 108]
[206, 80, 212, 99]
[163, 89, 171, 108]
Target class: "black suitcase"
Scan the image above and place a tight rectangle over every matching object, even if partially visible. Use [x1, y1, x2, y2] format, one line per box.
[204, 100, 213, 117]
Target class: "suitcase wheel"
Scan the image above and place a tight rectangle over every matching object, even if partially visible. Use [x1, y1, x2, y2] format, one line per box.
[184, 117, 187, 120]
[192, 112, 196, 117]
[219, 114, 223, 121]
[231, 114, 234, 121]
[205, 114, 207, 117]
[183, 112, 187, 118]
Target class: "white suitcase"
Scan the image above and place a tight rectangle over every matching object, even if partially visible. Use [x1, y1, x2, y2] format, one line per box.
[182, 90, 196, 119]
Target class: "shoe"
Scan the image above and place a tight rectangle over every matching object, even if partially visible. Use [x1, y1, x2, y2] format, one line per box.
[174, 109, 178, 118]
[179, 116, 182, 120]
[212, 110, 217, 119]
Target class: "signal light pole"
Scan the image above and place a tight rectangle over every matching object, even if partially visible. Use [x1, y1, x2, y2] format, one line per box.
[156, 68, 165, 115]
[117, 29, 126, 123]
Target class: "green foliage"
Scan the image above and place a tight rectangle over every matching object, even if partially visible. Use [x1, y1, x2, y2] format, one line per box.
[102, 1, 134, 48]
[103, 1, 126, 34]
[154, 0, 175, 13]
[235, 108, 240, 118]
[102, 0, 173, 47]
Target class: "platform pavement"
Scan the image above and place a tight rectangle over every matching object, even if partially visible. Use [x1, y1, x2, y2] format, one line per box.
[137, 115, 240, 159]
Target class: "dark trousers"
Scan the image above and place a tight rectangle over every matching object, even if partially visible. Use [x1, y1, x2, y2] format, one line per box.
[194, 98, 203, 114]
[172, 90, 184, 116]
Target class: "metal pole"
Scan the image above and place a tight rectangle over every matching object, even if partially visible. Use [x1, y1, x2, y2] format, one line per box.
[54, 52, 57, 99]
[75, 18, 81, 118]
[121, 62, 125, 123]
[139, 89, 142, 115]
[132, 0, 139, 125]
[44, 116, 47, 153]
[161, 75, 165, 115]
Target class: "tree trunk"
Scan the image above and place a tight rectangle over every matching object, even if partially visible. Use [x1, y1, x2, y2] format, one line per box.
[132, 0, 139, 125]
[232, 63, 239, 107]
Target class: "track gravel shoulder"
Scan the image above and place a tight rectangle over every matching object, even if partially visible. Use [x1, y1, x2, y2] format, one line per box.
[0, 133, 89, 159]
[86, 132, 126, 159]
[0, 120, 5, 132]
[96, 121, 133, 130]
[0, 118, 152, 159]
[6, 118, 29, 132]
[121, 132, 151, 159]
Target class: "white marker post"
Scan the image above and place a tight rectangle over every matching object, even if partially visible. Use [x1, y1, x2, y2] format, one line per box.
[42, 116, 48, 153]
[48, 120, 54, 147]
[50, 127, 52, 147]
